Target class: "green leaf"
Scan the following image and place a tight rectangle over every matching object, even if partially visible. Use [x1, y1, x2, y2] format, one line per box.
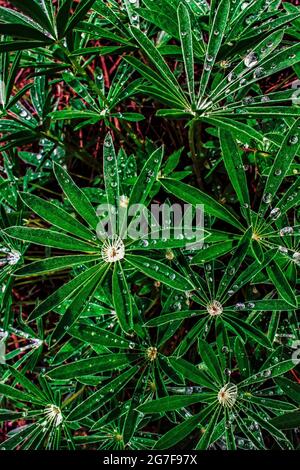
[224, 315, 272, 349]
[28, 263, 103, 322]
[49, 265, 107, 345]
[0, 383, 40, 405]
[220, 130, 250, 209]
[177, 3, 194, 102]
[267, 260, 297, 307]
[192, 240, 234, 264]
[4, 227, 97, 252]
[270, 411, 300, 430]
[112, 261, 133, 332]
[7, 0, 55, 36]
[240, 360, 296, 387]
[69, 322, 133, 349]
[146, 310, 204, 327]
[19, 192, 94, 241]
[198, 339, 222, 384]
[259, 119, 300, 216]
[53, 162, 99, 230]
[246, 408, 292, 449]
[138, 394, 211, 413]
[198, 0, 230, 99]
[168, 357, 216, 390]
[195, 406, 222, 449]
[234, 338, 250, 379]
[160, 178, 244, 231]
[275, 377, 300, 404]
[217, 227, 252, 299]
[47, 353, 139, 380]
[129, 26, 187, 105]
[14, 254, 101, 277]
[67, 366, 139, 421]
[126, 254, 194, 291]
[154, 405, 215, 450]
[129, 147, 163, 207]
[66, 0, 97, 35]
[103, 133, 119, 229]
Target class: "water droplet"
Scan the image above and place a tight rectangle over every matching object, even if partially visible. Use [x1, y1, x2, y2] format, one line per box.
[280, 226, 294, 237]
[227, 72, 236, 82]
[263, 369, 271, 378]
[270, 207, 281, 220]
[235, 302, 245, 310]
[289, 135, 299, 146]
[253, 67, 265, 79]
[262, 192, 272, 204]
[244, 52, 258, 68]
[241, 2, 249, 10]
[292, 252, 300, 265]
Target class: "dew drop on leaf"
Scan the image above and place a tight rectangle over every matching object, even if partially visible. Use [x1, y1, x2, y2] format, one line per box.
[244, 52, 259, 68]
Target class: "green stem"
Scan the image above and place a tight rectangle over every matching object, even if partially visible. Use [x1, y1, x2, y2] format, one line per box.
[188, 120, 203, 189]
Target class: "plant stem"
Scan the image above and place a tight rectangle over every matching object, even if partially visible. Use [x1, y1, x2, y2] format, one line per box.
[188, 120, 203, 189]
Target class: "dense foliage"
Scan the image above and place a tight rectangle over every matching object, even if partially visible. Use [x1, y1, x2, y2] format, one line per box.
[0, 0, 300, 451]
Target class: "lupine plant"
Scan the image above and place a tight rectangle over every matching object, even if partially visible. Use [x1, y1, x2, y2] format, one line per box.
[0, 0, 299, 451]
